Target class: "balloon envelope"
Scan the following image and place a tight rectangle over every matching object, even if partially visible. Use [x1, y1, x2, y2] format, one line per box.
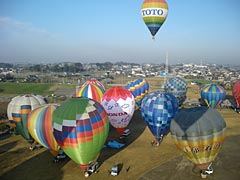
[170, 106, 226, 170]
[7, 94, 47, 141]
[27, 104, 59, 155]
[75, 83, 105, 103]
[125, 78, 149, 109]
[201, 84, 226, 108]
[53, 97, 109, 170]
[141, 0, 168, 39]
[233, 81, 240, 108]
[141, 91, 178, 142]
[165, 77, 187, 106]
[101, 86, 135, 135]
[81, 79, 105, 91]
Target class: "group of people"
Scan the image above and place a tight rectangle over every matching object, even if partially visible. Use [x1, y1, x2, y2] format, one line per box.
[28, 139, 66, 163]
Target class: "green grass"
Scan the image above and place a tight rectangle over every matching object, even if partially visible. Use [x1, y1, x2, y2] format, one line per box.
[186, 79, 220, 85]
[0, 82, 53, 95]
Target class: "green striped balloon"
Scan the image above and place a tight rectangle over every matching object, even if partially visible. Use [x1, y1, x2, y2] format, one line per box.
[53, 97, 109, 171]
[141, 0, 168, 39]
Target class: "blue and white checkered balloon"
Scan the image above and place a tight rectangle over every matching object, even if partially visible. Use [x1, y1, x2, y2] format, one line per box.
[165, 77, 187, 106]
[140, 91, 179, 142]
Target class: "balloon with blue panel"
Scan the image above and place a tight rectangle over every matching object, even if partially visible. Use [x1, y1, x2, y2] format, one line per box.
[125, 78, 149, 109]
[27, 104, 60, 156]
[140, 91, 178, 144]
[141, 0, 169, 40]
[165, 77, 187, 106]
[7, 94, 47, 142]
[53, 97, 109, 173]
[170, 106, 226, 173]
[201, 84, 226, 108]
[75, 83, 105, 103]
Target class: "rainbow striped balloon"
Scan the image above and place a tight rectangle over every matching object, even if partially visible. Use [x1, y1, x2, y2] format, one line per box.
[75, 83, 105, 103]
[81, 79, 105, 91]
[27, 104, 59, 155]
[201, 84, 226, 108]
[53, 97, 109, 171]
[141, 0, 168, 39]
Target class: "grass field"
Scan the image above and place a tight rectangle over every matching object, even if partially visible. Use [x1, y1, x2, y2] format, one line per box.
[0, 82, 54, 95]
[0, 78, 240, 179]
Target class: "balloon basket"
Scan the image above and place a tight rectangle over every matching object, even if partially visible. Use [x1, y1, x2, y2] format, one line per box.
[50, 150, 58, 157]
[116, 128, 125, 135]
[151, 140, 161, 147]
[80, 164, 89, 171]
[200, 172, 207, 179]
[197, 162, 213, 178]
[196, 163, 211, 170]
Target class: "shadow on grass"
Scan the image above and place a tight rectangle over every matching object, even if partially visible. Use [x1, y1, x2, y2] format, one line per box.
[139, 135, 240, 180]
[0, 140, 18, 154]
[0, 148, 69, 180]
[98, 109, 147, 165]
[0, 110, 146, 180]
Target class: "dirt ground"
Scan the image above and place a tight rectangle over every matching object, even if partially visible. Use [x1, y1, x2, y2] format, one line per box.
[0, 108, 240, 180]
[1, 83, 240, 180]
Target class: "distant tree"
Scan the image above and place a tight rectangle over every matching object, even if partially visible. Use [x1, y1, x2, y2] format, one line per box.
[0, 63, 13, 68]
[75, 63, 83, 72]
[5, 73, 15, 81]
[103, 62, 113, 70]
[29, 64, 41, 72]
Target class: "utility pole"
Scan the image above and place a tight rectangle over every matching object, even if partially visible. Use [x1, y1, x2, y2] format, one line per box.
[164, 52, 168, 86]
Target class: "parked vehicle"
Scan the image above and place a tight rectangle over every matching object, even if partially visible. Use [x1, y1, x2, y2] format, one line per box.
[84, 161, 99, 177]
[119, 129, 130, 139]
[111, 165, 119, 176]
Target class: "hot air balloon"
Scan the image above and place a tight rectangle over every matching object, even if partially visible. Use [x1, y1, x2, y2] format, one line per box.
[140, 91, 178, 145]
[165, 77, 187, 106]
[101, 86, 135, 135]
[232, 81, 240, 108]
[75, 83, 105, 103]
[141, 0, 168, 39]
[53, 97, 109, 175]
[201, 84, 226, 108]
[7, 94, 47, 142]
[27, 104, 60, 156]
[170, 106, 226, 178]
[81, 79, 105, 91]
[125, 78, 149, 110]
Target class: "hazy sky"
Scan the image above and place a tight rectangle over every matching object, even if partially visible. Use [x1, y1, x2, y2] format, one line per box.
[0, 0, 239, 65]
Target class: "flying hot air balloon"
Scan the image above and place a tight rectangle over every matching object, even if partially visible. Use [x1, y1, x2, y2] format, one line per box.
[140, 91, 178, 146]
[101, 86, 135, 135]
[75, 83, 105, 103]
[27, 104, 60, 156]
[125, 78, 149, 109]
[141, 0, 168, 39]
[232, 81, 240, 108]
[7, 94, 47, 142]
[201, 84, 226, 108]
[53, 97, 109, 176]
[165, 77, 187, 106]
[170, 106, 226, 178]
